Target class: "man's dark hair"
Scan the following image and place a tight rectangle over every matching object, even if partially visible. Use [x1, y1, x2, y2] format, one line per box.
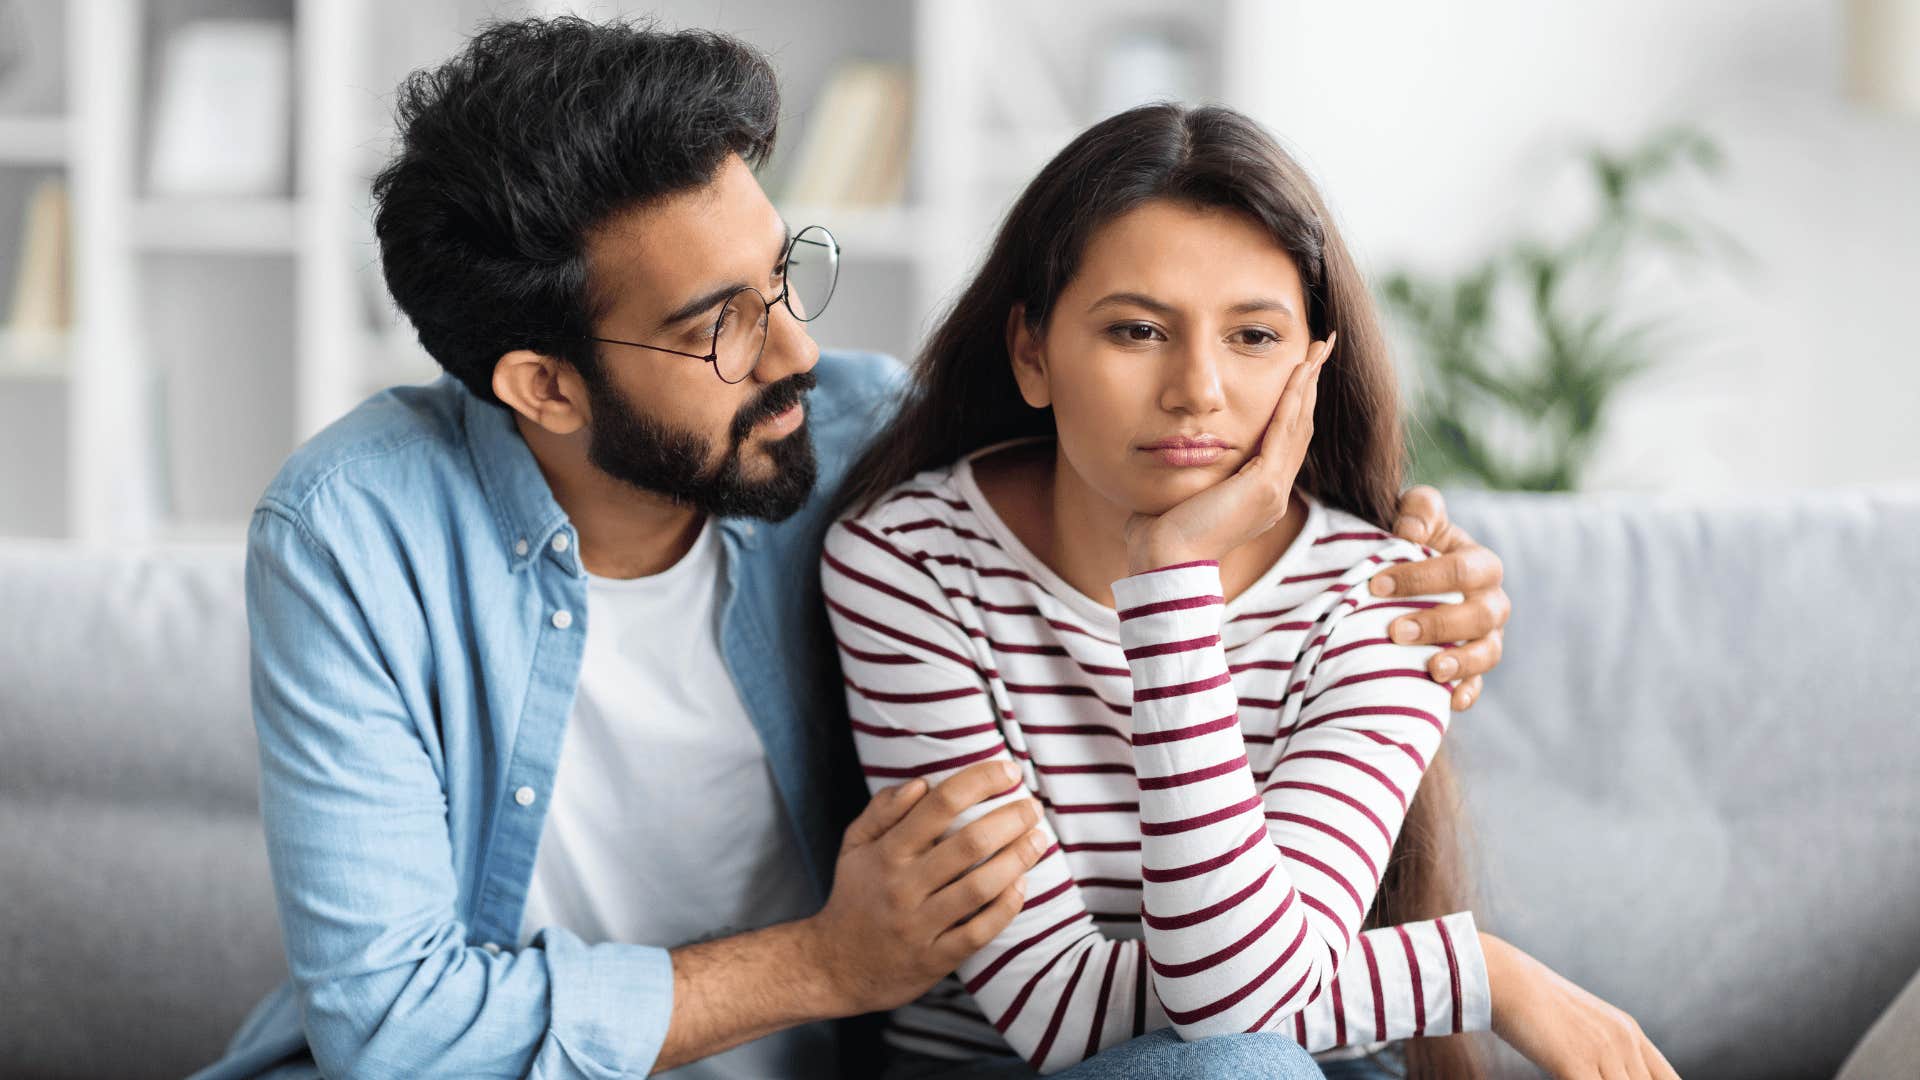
[371, 16, 780, 406]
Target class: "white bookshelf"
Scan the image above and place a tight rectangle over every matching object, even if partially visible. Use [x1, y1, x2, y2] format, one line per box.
[0, 0, 454, 543]
[0, 0, 1255, 544]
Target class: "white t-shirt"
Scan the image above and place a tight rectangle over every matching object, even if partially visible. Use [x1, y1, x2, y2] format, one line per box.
[519, 518, 826, 1078]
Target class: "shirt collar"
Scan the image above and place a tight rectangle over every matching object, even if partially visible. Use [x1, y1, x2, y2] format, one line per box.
[461, 384, 576, 574]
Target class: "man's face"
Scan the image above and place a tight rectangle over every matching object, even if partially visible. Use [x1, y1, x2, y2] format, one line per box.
[577, 154, 822, 520]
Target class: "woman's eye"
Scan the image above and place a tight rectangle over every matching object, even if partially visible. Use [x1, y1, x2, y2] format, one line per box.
[1232, 328, 1280, 349]
[1108, 322, 1163, 343]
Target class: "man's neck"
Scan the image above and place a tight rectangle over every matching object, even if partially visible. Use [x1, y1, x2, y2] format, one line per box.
[513, 413, 706, 580]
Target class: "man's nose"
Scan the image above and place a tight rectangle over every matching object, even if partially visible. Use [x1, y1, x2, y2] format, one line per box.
[753, 298, 819, 385]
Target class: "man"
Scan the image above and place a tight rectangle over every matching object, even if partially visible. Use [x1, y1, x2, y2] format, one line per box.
[193, 16, 1509, 1079]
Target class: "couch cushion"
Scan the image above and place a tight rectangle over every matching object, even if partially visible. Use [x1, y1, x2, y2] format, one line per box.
[1443, 487, 1920, 1080]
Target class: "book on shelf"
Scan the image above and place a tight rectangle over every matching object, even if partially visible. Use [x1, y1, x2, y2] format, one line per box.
[3, 176, 69, 349]
[146, 19, 293, 198]
[780, 61, 912, 210]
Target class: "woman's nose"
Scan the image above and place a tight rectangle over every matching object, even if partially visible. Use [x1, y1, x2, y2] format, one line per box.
[1160, 341, 1227, 415]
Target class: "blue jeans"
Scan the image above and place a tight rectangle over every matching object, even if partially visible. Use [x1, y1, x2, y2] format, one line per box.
[879, 1029, 1409, 1079]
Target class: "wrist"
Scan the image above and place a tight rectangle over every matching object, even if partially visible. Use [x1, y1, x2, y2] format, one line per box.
[1478, 930, 1520, 1031]
[787, 915, 856, 1020]
[1125, 540, 1209, 576]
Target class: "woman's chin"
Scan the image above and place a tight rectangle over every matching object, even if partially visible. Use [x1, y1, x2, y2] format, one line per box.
[1121, 469, 1228, 516]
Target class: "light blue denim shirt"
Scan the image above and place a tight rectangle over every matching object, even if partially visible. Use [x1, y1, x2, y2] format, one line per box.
[191, 350, 907, 1080]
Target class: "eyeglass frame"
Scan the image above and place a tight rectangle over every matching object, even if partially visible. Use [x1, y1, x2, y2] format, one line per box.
[581, 225, 839, 385]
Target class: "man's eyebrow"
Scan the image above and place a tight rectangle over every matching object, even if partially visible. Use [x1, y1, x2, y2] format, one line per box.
[651, 221, 793, 333]
[654, 282, 744, 333]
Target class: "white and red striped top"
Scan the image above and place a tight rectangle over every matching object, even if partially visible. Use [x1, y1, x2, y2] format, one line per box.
[820, 440, 1493, 1073]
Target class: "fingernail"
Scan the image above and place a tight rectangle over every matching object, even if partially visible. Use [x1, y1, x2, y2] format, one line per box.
[1370, 574, 1395, 596]
[1027, 828, 1048, 858]
[1391, 619, 1419, 643]
[1394, 515, 1425, 542]
[1000, 761, 1019, 782]
[1433, 657, 1458, 680]
[901, 778, 926, 798]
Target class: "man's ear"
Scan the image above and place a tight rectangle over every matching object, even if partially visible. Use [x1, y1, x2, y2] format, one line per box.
[1005, 303, 1051, 410]
[492, 349, 590, 435]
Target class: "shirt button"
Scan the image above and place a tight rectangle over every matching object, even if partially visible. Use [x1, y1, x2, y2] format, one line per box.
[551, 533, 570, 553]
[514, 538, 529, 557]
[743, 524, 756, 538]
[551, 609, 573, 630]
[513, 786, 537, 807]
[482, 942, 502, 955]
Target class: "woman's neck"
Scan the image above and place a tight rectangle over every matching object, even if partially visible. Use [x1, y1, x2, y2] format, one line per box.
[973, 439, 1307, 609]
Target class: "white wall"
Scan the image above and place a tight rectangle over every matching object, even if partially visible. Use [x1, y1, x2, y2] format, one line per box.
[1229, 0, 1920, 493]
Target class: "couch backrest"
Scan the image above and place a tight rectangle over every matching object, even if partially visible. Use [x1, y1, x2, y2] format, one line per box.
[0, 538, 282, 1079]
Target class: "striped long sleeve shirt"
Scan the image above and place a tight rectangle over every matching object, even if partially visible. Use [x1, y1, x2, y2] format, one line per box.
[820, 446, 1492, 1073]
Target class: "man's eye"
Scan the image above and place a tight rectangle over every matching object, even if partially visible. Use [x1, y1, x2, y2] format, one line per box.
[773, 260, 788, 280]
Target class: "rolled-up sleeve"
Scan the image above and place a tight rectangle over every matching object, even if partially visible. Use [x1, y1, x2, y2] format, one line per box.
[246, 504, 673, 1079]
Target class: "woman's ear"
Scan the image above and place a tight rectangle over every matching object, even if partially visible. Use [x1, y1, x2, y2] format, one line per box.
[1005, 303, 1052, 410]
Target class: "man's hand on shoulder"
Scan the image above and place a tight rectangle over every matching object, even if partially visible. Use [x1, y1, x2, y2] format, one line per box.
[1366, 484, 1510, 711]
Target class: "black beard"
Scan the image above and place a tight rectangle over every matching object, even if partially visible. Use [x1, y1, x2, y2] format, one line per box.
[583, 369, 819, 522]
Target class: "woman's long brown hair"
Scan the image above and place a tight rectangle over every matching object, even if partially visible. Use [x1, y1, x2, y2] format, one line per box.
[839, 102, 1488, 1078]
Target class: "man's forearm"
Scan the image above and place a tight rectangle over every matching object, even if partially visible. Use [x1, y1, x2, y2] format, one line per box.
[651, 917, 842, 1074]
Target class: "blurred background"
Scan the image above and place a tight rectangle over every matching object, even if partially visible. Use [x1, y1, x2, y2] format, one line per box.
[0, 0, 1916, 545]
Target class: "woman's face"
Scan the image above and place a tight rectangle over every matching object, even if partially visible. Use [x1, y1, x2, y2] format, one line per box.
[1011, 198, 1315, 516]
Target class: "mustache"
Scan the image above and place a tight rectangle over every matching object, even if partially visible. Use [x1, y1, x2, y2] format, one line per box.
[729, 370, 818, 443]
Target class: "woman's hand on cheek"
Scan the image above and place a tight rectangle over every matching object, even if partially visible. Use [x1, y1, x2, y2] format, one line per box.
[1123, 333, 1335, 574]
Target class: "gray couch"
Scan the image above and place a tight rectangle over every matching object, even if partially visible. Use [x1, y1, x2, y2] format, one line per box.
[4, 487, 1918, 1079]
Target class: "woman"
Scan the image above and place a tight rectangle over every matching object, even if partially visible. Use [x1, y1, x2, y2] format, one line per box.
[823, 104, 1675, 1080]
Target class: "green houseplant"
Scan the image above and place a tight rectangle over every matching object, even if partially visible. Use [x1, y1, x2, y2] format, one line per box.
[1380, 127, 1738, 491]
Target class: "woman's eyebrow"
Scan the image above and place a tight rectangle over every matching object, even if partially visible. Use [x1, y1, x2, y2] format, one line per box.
[1225, 297, 1296, 320]
[1088, 292, 1296, 321]
[1088, 291, 1177, 316]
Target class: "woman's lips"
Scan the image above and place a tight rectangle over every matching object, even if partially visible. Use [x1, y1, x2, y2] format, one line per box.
[1140, 436, 1230, 467]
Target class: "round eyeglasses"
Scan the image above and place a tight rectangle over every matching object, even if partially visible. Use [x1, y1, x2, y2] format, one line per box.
[586, 224, 840, 384]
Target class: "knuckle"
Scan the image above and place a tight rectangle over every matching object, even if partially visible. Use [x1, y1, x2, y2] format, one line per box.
[931, 786, 967, 818]
[961, 871, 998, 907]
[1491, 589, 1513, 624]
[957, 829, 994, 862]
